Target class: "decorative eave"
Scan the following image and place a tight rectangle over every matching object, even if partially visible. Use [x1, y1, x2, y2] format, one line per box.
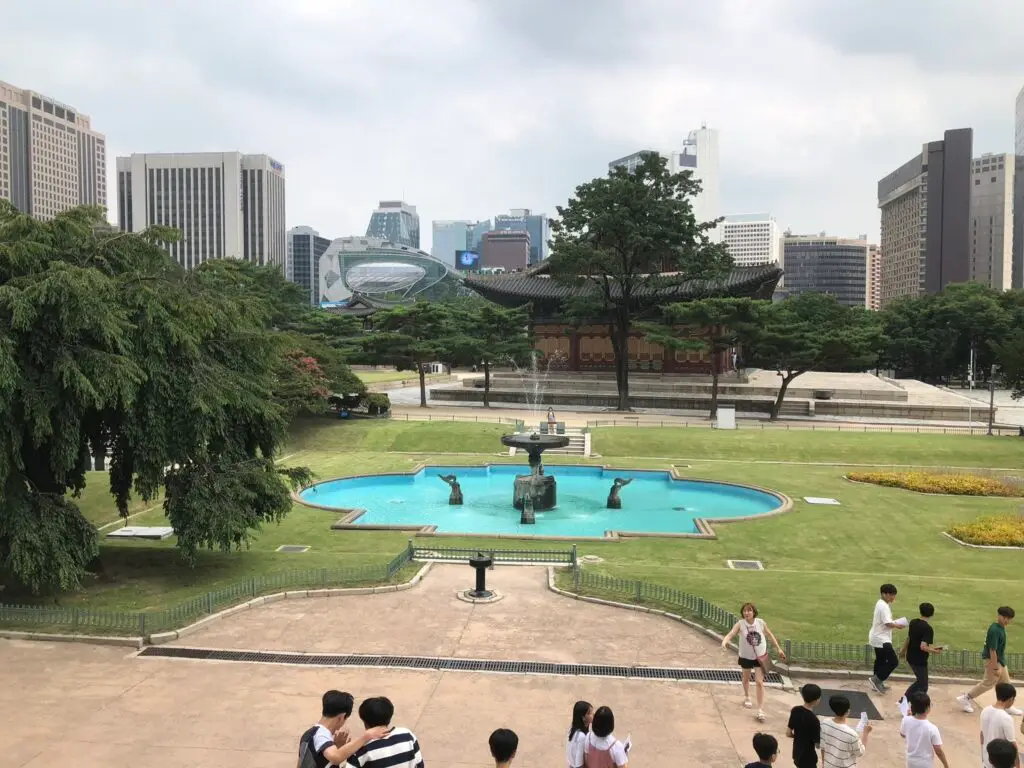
[463, 264, 784, 309]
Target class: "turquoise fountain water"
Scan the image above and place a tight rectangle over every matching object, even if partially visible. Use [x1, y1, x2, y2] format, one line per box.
[299, 465, 782, 538]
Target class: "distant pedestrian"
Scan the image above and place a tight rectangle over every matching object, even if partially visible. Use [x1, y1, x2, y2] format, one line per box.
[489, 728, 518, 768]
[868, 583, 905, 693]
[297, 691, 390, 768]
[959, 606, 1021, 714]
[820, 695, 870, 768]
[547, 407, 557, 425]
[346, 697, 424, 768]
[980, 683, 1019, 768]
[745, 732, 779, 768]
[987, 738, 1020, 768]
[722, 602, 787, 723]
[786, 683, 822, 768]
[898, 603, 944, 715]
[899, 693, 949, 768]
[566, 700, 593, 768]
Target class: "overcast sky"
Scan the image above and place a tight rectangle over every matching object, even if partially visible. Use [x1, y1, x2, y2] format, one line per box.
[3, 0, 1022, 249]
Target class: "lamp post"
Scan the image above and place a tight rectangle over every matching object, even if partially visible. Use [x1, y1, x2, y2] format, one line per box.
[988, 364, 997, 436]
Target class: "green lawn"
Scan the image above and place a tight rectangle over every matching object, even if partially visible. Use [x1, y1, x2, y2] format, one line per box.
[12, 420, 1024, 651]
[74, 471, 162, 527]
[595, 426, 1024, 467]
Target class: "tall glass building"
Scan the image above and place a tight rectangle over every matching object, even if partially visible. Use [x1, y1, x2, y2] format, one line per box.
[431, 219, 490, 266]
[366, 200, 420, 248]
[493, 209, 549, 264]
[287, 226, 331, 305]
[781, 235, 868, 308]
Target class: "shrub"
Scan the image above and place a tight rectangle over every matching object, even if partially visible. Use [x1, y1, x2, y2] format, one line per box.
[949, 515, 1024, 547]
[364, 392, 391, 415]
[847, 471, 1021, 497]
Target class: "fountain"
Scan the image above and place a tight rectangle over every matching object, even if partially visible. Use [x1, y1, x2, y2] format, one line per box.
[437, 474, 463, 505]
[500, 431, 571, 520]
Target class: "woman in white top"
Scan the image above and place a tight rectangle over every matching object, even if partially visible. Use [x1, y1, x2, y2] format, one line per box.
[584, 706, 628, 768]
[721, 601, 786, 723]
[566, 700, 593, 768]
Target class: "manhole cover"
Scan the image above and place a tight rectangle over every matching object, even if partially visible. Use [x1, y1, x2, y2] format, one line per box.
[726, 559, 764, 570]
[581, 555, 604, 564]
[276, 545, 310, 553]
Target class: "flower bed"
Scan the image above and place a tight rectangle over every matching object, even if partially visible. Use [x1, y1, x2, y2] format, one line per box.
[948, 515, 1024, 547]
[847, 471, 1021, 497]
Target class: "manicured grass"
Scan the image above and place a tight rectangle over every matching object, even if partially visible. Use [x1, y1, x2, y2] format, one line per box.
[356, 369, 448, 384]
[14, 420, 1024, 651]
[73, 471, 162, 527]
[595, 426, 1024, 467]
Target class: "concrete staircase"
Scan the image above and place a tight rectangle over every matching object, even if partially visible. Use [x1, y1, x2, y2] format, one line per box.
[507, 426, 590, 458]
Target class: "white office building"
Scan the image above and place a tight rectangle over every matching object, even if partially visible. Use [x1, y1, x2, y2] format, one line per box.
[723, 213, 782, 267]
[116, 152, 286, 270]
[1013, 85, 1024, 289]
[609, 125, 721, 241]
[971, 153, 1015, 290]
[0, 80, 106, 220]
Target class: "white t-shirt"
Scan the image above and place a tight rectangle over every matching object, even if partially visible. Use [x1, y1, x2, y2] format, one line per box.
[585, 732, 629, 767]
[899, 715, 942, 768]
[981, 706, 1016, 768]
[567, 730, 587, 768]
[868, 598, 894, 647]
[734, 618, 767, 660]
[303, 724, 337, 767]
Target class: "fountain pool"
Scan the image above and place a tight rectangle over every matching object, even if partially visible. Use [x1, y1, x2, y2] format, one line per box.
[298, 465, 785, 538]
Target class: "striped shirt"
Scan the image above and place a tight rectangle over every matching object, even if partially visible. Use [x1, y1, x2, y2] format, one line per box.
[820, 719, 864, 768]
[347, 727, 424, 768]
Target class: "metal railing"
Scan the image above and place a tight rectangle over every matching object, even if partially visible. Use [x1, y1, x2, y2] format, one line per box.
[586, 420, 1021, 436]
[567, 567, 1024, 673]
[412, 544, 577, 565]
[390, 413, 525, 426]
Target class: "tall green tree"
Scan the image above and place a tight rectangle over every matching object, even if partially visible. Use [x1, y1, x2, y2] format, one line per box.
[363, 302, 457, 407]
[0, 203, 311, 592]
[549, 153, 731, 410]
[641, 298, 759, 419]
[878, 295, 955, 381]
[993, 331, 1024, 400]
[451, 304, 533, 407]
[746, 293, 882, 420]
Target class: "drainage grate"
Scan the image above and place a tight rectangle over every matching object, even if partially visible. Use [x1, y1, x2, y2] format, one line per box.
[726, 559, 764, 570]
[276, 545, 310, 553]
[138, 646, 784, 684]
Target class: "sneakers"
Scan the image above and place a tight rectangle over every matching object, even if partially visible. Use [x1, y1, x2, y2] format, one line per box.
[1008, 706, 1024, 716]
[756, 710, 767, 723]
[868, 676, 884, 693]
[743, 699, 753, 709]
[897, 697, 910, 717]
[957, 694, 975, 713]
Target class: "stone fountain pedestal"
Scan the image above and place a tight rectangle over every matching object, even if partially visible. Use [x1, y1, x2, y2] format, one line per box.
[499, 432, 571, 520]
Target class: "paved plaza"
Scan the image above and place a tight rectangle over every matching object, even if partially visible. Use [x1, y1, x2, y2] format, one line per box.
[1, 565, 1013, 767]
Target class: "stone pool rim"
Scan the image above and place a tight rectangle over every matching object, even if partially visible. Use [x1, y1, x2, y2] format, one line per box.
[292, 463, 793, 542]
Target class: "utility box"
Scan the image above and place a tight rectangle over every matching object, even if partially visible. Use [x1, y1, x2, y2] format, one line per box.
[714, 406, 737, 430]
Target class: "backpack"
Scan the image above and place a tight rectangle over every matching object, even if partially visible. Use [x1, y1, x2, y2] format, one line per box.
[298, 726, 327, 768]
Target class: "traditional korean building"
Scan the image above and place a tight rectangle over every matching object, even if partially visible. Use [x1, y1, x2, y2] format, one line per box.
[462, 262, 782, 374]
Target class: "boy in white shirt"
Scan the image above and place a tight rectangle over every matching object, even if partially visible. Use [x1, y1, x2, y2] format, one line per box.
[820, 695, 870, 768]
[981, 684, 1020, 768]
[868, 583, 905, 693]
[899, 693, 949, 768]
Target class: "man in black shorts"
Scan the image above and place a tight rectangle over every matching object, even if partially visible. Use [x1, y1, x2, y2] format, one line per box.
[898, 603, 943, 716]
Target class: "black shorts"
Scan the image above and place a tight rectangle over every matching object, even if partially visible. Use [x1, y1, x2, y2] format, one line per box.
[738, 657, 760, 670]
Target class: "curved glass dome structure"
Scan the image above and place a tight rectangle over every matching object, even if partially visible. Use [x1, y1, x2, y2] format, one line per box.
[318, 237, 461, 304]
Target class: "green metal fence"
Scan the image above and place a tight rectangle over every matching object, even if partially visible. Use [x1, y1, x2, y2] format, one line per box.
[568, 566, 1024, 674]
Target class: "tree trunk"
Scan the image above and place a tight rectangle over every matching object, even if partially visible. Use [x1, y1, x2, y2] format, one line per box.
[770, 372, 799, 420]
[483, 360, 491, 408]
[418, 363, 427, 408]
[709, 359, 720, 421]
[93, 446, 105, 471]
[611, 314, 631, 411]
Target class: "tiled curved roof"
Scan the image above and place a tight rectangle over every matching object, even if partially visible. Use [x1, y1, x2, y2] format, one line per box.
[463, 264, 783, 307]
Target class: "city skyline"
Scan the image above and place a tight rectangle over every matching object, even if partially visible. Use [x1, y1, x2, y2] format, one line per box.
[2, 1, 1019, 252]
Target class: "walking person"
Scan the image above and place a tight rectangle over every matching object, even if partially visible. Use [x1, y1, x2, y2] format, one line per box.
[786, 683, 822, 768]
[899, 693, 950, 768]
[297, 691, 391, 768]
[722, 602, 787, 723]
[820, 695, 871, 768]
[959, 607, 1021, 714]
[868, 583, 905, 693]
[898, 603, 944, 716]
[980, 684, 1019, 768]
[566, 700, 593, 768]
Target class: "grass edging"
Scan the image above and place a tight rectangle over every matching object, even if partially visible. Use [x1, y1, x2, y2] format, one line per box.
[941, 531, 1024, 551]
[0, 630, 144, 649]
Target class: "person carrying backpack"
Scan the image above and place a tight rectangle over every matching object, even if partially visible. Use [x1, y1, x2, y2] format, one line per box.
[298, 690, 392, 768]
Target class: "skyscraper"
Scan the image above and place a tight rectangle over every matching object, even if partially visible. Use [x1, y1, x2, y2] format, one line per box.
[970, 153, 1015, 291]
[1013, 85, 1024, 289]
[723, 214, 781, 267]
[0, 80, 106, 219]
[431, 219, 490, 266]
[781, 234, 868, 307]
[493, 209, 549, 264]
[877, 128, 972, 306]
[609, 126, 721, 241]
[366, 200, 419, 248]
[287, 226, 331, 305]
[116, 152, 286, 269]
[866, 244, 882, 310]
